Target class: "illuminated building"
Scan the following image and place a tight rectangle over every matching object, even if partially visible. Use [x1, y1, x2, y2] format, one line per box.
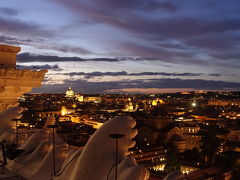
[151, 98, 164, 106]
[84, 96, 101, 103]
[76, 94, 84, 102]
[181, 91, 191, 95]
[180, 165, 199, 174]
[208, 100, 240, 106]
[123, 98, 136, 112]
[61, 106, 75, 116]
[166, 126, 202, 151]
[165, 127, 186, 152]
[61, 106, 67, 116]
[82, 119, 103, 129]
[72, 103, 77, 108]
[65, 86, 75, 98]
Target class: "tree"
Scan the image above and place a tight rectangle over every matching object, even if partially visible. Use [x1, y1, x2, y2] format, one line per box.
[164, 144, 180, 173]
[200, 134, 221, 165]
[181, 148, 201, 163]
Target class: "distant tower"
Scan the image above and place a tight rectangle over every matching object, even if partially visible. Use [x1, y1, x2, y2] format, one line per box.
[0, 44, 47, 111]
[65, 86, 75, 98]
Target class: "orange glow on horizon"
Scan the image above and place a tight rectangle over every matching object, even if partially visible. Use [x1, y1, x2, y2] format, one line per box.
[105, 88, 196, 94]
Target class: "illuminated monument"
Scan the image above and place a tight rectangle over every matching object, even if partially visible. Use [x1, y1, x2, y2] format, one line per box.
[0, 44, 47, 111]
[65, 86, 75, 98]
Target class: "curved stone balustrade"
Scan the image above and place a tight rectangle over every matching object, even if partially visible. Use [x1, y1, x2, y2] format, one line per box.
[0, 68, 47, 111]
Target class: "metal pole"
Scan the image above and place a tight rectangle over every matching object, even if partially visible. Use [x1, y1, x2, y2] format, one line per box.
[109, 134, 125, 180]
[52, 127, 56, 176]
[15, 121, 18, 148]
[47, 124, 58, 177]
[115, 138, 118, 180]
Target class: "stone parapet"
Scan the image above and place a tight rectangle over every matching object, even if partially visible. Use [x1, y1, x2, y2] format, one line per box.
[0, 68, 47, 81]
[0, 68, 48, 111]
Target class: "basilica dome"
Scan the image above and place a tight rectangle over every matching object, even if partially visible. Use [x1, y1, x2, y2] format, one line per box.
[65, 86, 75, 98]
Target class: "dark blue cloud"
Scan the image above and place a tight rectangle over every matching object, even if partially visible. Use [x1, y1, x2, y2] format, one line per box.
[35, 78, 240, 94]
[60, 71, 223, 79]
[17, 53, 120, 62]
[55, 0, 240, 64]
[0, 35, 34, 45]
[0, 16, 52, 36]
[0, 7, 18, 16]
[17, 64, 62, 71]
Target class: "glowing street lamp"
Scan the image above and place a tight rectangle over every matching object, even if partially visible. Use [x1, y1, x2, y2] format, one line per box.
[192, 102, 197, 107]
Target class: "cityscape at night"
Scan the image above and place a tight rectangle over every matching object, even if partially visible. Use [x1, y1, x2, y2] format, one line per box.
[17, 88, 240, 179]
[1, 0, 240, 180]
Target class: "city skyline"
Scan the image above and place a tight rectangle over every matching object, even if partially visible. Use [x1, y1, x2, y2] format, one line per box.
[1, 0, 240, 93]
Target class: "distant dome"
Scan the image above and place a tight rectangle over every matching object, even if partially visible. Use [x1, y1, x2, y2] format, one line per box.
[150, 107, 168, 117]
[148, 106, 171, 130]
[65, 86, 75, 98]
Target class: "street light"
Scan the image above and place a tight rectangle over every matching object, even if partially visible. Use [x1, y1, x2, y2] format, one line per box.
[192, 102, 197, 107]
[109, 134, 125, 180]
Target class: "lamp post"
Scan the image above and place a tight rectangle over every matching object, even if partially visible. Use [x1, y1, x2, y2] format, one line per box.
[109, 134, 125, 180]
[11, 119, 19, 148]
[47, 124, 58, 176]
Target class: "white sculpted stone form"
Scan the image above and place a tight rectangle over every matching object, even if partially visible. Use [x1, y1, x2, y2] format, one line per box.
[0, 107, 24, 128]
[0, 107, 149, 180]
[0, 107, 186, 180]
[55, 116, 149, 180]
[163, 171, 185, 180]
[20, 115, 55, 153]
[0, 107, 24, 144]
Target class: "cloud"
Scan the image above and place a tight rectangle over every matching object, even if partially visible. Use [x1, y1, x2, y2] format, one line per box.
[0, 16, 52, 37]
[17, 64, 62, 71]
[34, 78, 240, 94]
[61, 71, 223, 79]
[116, 42, 206, 65]
[142, 1, 177, 12]
[54, 0, 240, 64]
[0, 34, 92, 56]
[0, 35, 34, 45]
[85, 0, 177, 12]
[56, 0, 240, 38]
[0, 7, 18, 16]
[42, 45, 92, 55]
[17, 53, 121, 63]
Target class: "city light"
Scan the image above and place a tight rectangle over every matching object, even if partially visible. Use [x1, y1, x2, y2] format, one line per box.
[192, 102, 197, 107]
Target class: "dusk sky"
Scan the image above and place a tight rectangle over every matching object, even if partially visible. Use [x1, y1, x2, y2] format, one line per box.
[1, 0, 240, 93]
